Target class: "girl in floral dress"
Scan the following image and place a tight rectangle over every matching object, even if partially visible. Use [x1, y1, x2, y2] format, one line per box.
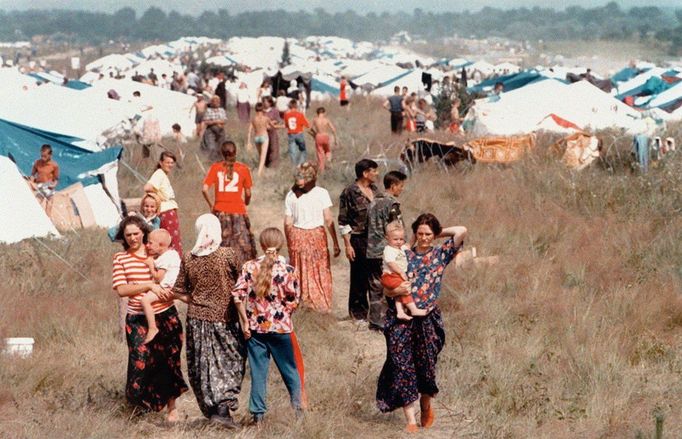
[233, 227, 307, 424]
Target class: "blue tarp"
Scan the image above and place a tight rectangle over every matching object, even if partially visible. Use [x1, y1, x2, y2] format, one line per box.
[468, 70, 546, 94]
[64, 80, 91, 90]
[616, 76, 673, 101]
[0, 119, 122, 190]
[611, 67, 641, 83]
[311, 78, 339, 95]
[378, 69, 413, 88]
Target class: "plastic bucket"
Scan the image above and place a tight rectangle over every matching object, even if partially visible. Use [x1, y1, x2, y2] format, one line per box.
[3, 337, 34, 358]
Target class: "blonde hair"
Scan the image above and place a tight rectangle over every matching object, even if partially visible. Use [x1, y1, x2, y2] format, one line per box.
[140, 193, 161, 215]
[255, 228, 285, 298]
[385, 220, 404, 237]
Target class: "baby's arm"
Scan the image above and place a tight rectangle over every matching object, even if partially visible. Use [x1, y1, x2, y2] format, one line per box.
[145, 257, 165, 283]
[386, 261, 408, 281]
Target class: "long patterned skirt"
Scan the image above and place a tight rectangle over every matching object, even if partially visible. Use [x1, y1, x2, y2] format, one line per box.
[159, 209, 183, 254]
[125, 307, 188, 412]
[215, 212, 257, 268]
[186, 318, 246, 418]
[376, 304, 445, 413]
[287, 226, 333, 312]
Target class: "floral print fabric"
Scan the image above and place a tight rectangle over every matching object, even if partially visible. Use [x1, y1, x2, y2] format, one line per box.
[125, 307, 188, 412]
[407, 237, 461, 310]
[232, 255, 300, 333]
[186, 317, 246, 417]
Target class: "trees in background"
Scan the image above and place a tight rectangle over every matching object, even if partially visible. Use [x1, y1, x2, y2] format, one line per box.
[0, 3, 679, 54]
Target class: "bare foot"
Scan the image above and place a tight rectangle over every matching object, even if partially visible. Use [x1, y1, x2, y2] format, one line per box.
[409, 308, 428, 317]
[166, 408, 179, 423]
[397, 310, 413, 321]
[144, 326, 159, 344]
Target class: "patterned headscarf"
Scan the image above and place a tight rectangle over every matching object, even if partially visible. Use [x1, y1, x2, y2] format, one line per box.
[191, 213, 222, 257]
[292, 162, 318, 198]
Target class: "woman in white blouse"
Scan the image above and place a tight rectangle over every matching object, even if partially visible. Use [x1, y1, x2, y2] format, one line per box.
[284, 162, 340, 312]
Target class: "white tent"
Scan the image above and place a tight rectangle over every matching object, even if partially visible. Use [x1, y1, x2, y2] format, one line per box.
[134, 59, 184, 80]
[0, 83, 136, 150]
[614, 68, 667, 96]
[466, 79, 643, 136]
[353, 65, 408, 88]
[647, 81, 682, 110]
[372, 69, 429, 96]
[83, 78, 195, 138]
[86, 54, 135, 72]
[0, 156, 59, 244]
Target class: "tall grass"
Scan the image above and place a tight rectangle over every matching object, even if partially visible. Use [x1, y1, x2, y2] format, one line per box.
[1, 98, 680, 438]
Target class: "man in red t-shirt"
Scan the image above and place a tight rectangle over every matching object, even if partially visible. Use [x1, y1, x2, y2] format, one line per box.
[283, 99, 310, 166]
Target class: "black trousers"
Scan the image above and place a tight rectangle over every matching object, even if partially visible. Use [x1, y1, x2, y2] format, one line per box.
[390, 112, 404, 134]
[348, 234, 370, 320]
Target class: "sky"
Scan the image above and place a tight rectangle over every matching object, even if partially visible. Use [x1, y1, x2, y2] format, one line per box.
[0, 0, 678, 15]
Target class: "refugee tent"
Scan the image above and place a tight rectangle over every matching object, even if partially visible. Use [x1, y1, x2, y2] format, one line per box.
[611, 67, 641, 84]
[372, 69, 430, 96]
[133, 59, 184, 80]
[613, 68, 667, 98]
[0, 83, 135, 150]
[83, 78, 195, 138]
[0, 67, 40, 90]
[0, 155, 60, 244]
[468, 70, 546, 94]
[647, 81, 682, 113]
[0, 119, 123, 228]
[616, 75, 673, 102]
[86, 54, 135, 72]
[352, 65, 407, 88]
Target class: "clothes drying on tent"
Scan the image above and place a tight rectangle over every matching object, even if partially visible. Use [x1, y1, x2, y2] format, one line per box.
[633, 134, 650, 173]
[48, 182, 98, 232]
[553, 133, 601, 171]
[401, 138, 473, 171]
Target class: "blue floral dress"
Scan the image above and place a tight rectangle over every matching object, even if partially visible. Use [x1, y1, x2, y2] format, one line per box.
[376, 237, 461, 413]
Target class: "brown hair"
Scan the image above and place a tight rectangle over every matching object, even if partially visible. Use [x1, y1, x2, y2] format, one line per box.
[115, 215, 151, 250]
[157, 151, 177, 169]
[254, 228, 285, 298]
[411, 213, 442, 236]
[220, 141, 237, 180]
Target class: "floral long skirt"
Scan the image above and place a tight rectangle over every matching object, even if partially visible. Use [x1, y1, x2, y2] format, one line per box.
[125, 307, 188, 412]
[287, 226, 333, 312]
[186, 318, 246, 418]
[376, 304, 445, 413]
[214, 212, 257, 268]
[159, 208, 183, 255]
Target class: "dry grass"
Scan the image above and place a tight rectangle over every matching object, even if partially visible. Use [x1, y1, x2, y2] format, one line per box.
[1, 97, 681, 438]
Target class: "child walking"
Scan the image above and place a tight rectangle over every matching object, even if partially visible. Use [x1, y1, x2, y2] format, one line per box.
[380, 221, 427, 321]
[232, 227, 306, 424]
[140, 228, 182, 344]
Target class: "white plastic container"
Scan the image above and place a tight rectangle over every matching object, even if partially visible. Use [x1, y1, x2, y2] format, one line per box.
[3, 337, 34, 358]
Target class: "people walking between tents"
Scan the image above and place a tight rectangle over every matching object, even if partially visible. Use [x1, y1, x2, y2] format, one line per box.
[376, 213, 467, 433]
[202, 141, 257, 268]
[112, 215, 188, 423]
[338, 159, 380, 321]
[284, 162, 340, 312]
[30, 143, 59, 216]
[339, 75, 349, 109]
[247, 102, 276, 177]
[383, 86, 404, 134]
[200, 95, 227, 161]
[284, 100, 310, 166]
[172, 214, 245, 429]
[233, 227, 306, 425]
[263, 96, 284, 168]
[144, 151, 183, 254]
[311, 107, 337, 172]
[366, 170, 408, 330]
[236, 82, 251, 124]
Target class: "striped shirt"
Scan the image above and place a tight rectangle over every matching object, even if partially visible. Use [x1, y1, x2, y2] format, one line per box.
[112, 251, 173, 315]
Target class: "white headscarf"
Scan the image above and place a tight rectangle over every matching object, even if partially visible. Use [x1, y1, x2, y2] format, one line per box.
[191, 213, 222, 257]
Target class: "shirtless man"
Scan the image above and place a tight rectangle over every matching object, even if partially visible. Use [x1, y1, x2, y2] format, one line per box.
[247, 102, 275, 177]
[311, 107, 337, 172]
[192, 95, 207, 138]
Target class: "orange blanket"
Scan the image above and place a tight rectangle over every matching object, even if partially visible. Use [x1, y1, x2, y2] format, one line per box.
[463, 133, 536, 163]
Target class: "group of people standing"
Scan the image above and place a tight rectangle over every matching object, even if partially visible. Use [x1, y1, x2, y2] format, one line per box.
[112, 127, 466, 432]
[383, 85, 437, 135]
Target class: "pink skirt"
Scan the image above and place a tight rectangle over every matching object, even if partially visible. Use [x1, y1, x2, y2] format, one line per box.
[286, 226, 332, 312]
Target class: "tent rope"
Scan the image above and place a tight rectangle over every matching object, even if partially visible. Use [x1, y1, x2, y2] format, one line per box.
[31, 237, 90, 281]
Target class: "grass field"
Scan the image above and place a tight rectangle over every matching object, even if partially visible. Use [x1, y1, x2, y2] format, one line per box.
[1, 97, 681, 438]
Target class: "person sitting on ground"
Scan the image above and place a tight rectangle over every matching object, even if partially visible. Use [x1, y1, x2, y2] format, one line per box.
[139, 229, 183, 344]
[30, 144, 59, 215]
[311, 107, 337, 172]
[171, 123, 187, 144]
[247, 102, 276, 177]
[233, 227, 306, 425]
[380, 221, 427, 321]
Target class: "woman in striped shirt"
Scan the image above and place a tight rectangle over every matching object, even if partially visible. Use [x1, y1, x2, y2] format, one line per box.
[112, 215, 188, 422]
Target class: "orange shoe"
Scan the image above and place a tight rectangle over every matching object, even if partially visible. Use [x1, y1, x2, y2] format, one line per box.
[405, 423, 419, 433]
[420, 405, 434, 429]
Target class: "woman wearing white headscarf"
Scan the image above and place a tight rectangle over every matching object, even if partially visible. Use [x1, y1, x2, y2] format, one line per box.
[173, 214, 245, 429]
